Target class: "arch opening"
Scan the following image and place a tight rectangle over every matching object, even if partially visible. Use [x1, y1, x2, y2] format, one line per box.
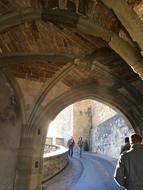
[45, 99, 134, 159]
[32, 84, 140, 189]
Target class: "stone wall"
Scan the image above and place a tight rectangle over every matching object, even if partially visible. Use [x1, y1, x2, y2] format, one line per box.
[73, 100, 92, 146]
[46, 137, 64, 146]
[55, 138, 64, 146]
[91, 114, 133, 158]
[0, 73, 22, 190]
[46, 99, 133, 158]
[42, 149, 68, 182]
[91, 101, 116, 127]
[72, 100, 118, 149]
[46, 137, 53, 145]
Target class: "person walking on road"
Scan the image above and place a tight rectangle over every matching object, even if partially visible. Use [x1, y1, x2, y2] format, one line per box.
[67, 136, 75, 157]
[114, 133, 143, 190]
[120, 136, 130, 154]
[77, 136, 84, 157]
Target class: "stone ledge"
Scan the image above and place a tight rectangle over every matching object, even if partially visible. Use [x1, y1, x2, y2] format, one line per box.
[42, 146, 68, 182]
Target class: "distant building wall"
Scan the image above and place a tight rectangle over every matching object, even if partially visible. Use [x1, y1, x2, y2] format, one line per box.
[91, 101, 116, 126]
[72, 100, 118, 149]
[73, 100, 92, 147]
[46, 100, 133, 158]
[47, 105, 73, 146]
[91, 114, 133, 158]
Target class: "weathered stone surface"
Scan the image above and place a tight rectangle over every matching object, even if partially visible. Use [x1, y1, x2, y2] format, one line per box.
[42, 150, 68, 182]
[91, 114, 133, 158]
[0, 72, 22, 190]
[73, 100, 92, 146]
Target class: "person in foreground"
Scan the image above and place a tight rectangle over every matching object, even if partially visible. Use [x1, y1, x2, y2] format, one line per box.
[114, 133, 143, 190]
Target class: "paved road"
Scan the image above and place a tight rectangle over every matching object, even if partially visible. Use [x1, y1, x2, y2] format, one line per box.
[43, 152, 125, 190]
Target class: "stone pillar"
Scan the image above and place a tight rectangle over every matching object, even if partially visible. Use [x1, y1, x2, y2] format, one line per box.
[14, 126, 44, 190]
[0, 72, 22, 190]
[14, 146, 35, 189]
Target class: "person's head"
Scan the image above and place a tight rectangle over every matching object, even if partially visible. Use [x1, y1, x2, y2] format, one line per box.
[130, 134, 142, 144]
[125, 137, 129, 143]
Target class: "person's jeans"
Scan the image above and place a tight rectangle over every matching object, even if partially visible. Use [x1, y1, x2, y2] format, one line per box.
[79, 146, 82, 157]
[68, 147, 73, 157]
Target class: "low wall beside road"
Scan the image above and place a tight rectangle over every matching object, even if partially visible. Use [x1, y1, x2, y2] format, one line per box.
[42, 146, 68, 182]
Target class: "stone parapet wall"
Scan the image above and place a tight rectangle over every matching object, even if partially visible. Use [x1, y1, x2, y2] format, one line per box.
[45, 137, 53, 145]
[55, 138, 64, 146]
[42, 147, 68, 182]
[45, 137, 64, 146]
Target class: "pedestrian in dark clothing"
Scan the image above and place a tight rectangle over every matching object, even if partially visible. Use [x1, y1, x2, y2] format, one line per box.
[114, 133, 143, 190]
[77, 136, 84, 157]
[120, 136, 130, 154]
[67, 136, 75, 157]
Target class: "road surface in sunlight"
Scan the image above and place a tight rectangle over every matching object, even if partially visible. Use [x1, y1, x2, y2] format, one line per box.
[42, 152, 124, 190]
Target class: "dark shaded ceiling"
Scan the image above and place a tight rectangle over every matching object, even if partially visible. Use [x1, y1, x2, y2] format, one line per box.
[1, 0, 143, 114]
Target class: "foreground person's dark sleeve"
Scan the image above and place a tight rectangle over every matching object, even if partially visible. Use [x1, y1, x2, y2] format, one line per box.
[114, 154, 126, 187]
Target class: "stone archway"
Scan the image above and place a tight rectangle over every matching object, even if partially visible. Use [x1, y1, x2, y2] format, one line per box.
[37, 84, 139, 130]
[27, 83, 142, 189]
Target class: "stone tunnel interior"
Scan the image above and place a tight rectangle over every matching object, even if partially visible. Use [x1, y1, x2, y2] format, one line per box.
[1, 0, 143, 189]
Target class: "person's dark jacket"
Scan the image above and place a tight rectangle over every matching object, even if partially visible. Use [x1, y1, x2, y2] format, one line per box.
[114, 144, 143, 190]
[67, 138, 75, 148]
[120, 142, 130, 154]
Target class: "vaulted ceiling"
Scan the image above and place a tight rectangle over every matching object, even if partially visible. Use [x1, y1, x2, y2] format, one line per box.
[1, 0, 143, 130]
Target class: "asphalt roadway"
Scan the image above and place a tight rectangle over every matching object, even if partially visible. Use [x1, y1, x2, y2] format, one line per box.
[42, 152, 125, 190]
